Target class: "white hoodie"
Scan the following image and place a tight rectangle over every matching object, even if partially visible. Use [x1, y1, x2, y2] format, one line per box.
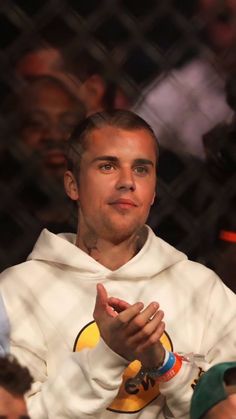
[0, 226, 235, 419]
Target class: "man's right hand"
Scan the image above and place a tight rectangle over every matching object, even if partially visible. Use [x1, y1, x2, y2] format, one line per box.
[93, 283, 165, 366]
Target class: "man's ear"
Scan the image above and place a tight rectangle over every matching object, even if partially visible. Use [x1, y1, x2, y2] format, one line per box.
[64, 170, 79, 201]
[151, 176, 158, 205]
[151, 193, 156, 206]
[83, 74, 106, 114]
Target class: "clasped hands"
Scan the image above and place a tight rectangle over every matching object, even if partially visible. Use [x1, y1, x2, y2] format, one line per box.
[93, 283, 165, 368]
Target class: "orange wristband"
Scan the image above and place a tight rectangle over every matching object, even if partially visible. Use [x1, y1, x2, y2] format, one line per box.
[156, 353, 183, 383]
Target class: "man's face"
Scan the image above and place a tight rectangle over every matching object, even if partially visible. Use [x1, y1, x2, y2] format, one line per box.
[0, 387, 29, 419]
[199, 0, 236, 50]
[204, 394, 236, 418]
[76, 126, 157, 243]
[16, 48, 62, 78]
[21, 84, 81, 179]
[20, 83, 81, 177]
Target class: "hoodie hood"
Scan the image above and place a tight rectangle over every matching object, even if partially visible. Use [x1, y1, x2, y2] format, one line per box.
[28, 226, 187, 280]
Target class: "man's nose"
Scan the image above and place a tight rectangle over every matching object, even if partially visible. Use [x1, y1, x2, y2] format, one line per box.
[116, 168, 136, 191]
[42, 124, 65, 142]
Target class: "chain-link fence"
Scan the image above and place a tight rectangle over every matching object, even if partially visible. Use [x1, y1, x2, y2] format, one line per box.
[0, 2, 236, 417]
[0, 0, 235, 292]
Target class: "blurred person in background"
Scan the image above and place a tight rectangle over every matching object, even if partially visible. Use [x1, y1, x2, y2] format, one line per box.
[0, 76, 85, 270]
[59, 49, 131, 115]
[199, 0, 236, 73]
[134, 0, 236, 159]
[198, 72, 236, 292]
[0, 355, 32, 419]
[15, 44, 130, 116]
[190, 362, 236, 418]
[14, 75, 85, 180]
[15, 45, 63, 79]
[148, 72, 236, 294]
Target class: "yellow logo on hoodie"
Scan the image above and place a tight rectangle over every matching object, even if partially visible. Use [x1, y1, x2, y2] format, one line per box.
[74, 321, 173, 413]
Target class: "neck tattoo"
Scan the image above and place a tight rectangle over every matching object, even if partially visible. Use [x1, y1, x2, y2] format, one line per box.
[83, 231, 99, 257]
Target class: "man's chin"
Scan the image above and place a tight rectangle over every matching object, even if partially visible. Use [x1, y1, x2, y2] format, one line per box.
[44, 154, 66, 166]
[104, 219, 144, 244]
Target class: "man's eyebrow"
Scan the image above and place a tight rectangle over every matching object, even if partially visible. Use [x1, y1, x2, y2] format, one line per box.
[24, 110, 46, 116]
[133, 158, 154, 166]
[92, 156, 119, 163]
[91, 157, 154, 166]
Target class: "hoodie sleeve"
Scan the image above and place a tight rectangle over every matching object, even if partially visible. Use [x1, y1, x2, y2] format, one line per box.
[0, 294, 10, 355]
[158, 276, 236, 418]
[12, 338, 127, 419]
[0, 268, 128, 419]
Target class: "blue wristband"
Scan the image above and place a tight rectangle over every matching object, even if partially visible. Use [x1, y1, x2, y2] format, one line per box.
[157, 351, 176, 375]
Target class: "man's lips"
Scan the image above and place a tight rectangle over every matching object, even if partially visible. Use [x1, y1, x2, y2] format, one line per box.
[109, 198, 138, 208]
[42, 149, 66, 166]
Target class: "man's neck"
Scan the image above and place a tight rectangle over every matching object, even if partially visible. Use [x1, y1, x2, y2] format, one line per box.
[76, 226, 148, 271]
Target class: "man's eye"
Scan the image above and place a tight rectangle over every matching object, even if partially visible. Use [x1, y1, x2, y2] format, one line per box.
[99, 163, 114, 171]
[60, 123, 76, 134]
[134, 166, 148, 174]
[25, 120, 46, 130]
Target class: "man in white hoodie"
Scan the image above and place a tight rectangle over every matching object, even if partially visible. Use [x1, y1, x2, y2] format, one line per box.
[0, 109, 235, 419]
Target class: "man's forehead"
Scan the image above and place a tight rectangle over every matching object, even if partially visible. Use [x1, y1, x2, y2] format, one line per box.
[86, 125, 157, 149]
[22, 94, 78, 116]
[79, 126, 158, 168]
[0, 388, 28, 417]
